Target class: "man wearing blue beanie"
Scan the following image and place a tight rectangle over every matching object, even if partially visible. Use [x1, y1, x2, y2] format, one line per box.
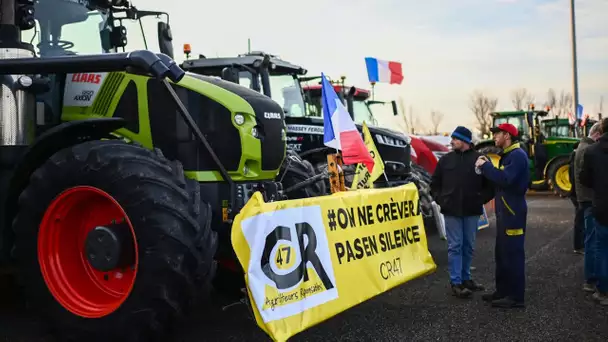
[431, 126, 495, 298]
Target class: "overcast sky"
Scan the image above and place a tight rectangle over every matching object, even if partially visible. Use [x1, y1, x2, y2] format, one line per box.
[140, 0, 607, 134]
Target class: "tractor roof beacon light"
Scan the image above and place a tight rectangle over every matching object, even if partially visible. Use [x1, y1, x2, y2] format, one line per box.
[184, 44, 191, 60]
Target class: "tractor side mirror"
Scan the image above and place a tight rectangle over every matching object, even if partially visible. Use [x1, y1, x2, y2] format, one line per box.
[391, 100, 398, 116]
[157, 22, 174, 59]
[100, 27, 112, 51]
[221, 66, 240, 84]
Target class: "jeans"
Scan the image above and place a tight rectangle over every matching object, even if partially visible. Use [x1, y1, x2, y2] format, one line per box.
[573, 201, 586, 250]
[594, 218, 608, 293]
[582, 203, 596, 283]
[444, 215, 479, 285]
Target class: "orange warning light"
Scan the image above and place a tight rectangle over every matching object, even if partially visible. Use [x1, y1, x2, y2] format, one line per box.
[183, 44, 192, 54]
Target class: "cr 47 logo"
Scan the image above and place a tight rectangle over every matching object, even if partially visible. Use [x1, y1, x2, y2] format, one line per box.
[261, 222, 334, 291]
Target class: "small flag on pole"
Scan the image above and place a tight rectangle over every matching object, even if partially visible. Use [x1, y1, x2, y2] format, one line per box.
[321, 73, 374, 172]
[576, 104, 584, 120]
[351, 121, 385, 190]
[364, 57, 404, 85]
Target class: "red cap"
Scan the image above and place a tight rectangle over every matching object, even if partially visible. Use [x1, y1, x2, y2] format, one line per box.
[490, 123, 518, 137]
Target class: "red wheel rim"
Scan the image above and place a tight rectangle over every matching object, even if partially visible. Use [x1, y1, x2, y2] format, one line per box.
[38, 186, 138, 318]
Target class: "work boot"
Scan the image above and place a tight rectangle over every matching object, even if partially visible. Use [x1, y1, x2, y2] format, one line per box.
[583, 282, 597, 293]
[463, 279, 485, 292]
[491, 297, 525, 308]
[482, 291, 504, 302]
[451, 283, 472, 298]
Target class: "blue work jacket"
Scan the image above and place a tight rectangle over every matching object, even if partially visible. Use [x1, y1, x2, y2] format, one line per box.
[480, 142, 530, 234]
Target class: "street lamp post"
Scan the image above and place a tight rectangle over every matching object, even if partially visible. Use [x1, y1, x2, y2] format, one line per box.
[570, 0, 580, 137]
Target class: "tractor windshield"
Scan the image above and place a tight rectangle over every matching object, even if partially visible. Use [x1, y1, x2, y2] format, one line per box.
[21, 0, 160, 57]
[541, 123, 571, 138]
[270, 75, 306, 117]
[352, 99, 377, 126]
[301, 89, 378, 125]
[493, 115, 528, 138]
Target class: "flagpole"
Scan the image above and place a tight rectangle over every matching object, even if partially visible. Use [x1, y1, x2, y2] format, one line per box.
[570, 0, 580, 138]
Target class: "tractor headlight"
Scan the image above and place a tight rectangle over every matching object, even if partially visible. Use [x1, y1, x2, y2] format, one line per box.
[234, 113, 245, 126]
[251, 127, 259, 138]
[375, 134, 407, 148]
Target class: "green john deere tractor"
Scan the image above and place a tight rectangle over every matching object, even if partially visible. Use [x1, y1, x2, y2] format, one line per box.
[474, 106, 583, 197]
[0, 1, 318, 341]
[541, 117, 597, 139]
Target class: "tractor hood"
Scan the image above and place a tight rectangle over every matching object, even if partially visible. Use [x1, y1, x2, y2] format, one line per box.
[185, 72, 287, 171]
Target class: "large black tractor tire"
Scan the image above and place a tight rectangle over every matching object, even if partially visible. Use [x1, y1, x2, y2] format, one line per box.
[278, 150, 327, 199]
[547, 157, 572, 198]
[411, 163, 432, 184]
[407, 169, 437, 235]
[12, 140, 217, 342]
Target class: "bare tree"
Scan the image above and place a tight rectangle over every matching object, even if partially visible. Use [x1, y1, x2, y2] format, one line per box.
[396, 97, 411, 132]
[555, 90, 573, 118]
[470, 91, 498, 136]
[545, 88, 557, 111]
[396, 97, 425, 134]
[511, 88, 534, 110]
[430, 110, 444, 135]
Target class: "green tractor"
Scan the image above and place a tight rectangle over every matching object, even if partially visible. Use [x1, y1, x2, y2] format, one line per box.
[541, 117, 597, 138]
[0, 1, 319, 341]
[474, 106, 580, 197]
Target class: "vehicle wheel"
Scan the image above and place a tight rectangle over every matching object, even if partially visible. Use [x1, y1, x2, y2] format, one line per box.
[406, 175, 436, 235]
[547, 157, 571, 198]
[279, 150, 327, 198]
[530, 180, 549, 191]
[477, 145, 502, 168]
[412, 163, 432, 183]
[12, 140, 218, 342]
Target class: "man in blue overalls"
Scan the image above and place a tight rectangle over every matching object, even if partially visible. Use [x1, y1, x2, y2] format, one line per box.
[475, 123, 530, 308]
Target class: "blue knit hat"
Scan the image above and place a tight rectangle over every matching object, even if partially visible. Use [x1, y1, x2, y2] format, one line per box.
[451, 126, 473, 144]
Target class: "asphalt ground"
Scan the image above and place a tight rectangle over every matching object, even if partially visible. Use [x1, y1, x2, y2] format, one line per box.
[2, 193, 607, 341]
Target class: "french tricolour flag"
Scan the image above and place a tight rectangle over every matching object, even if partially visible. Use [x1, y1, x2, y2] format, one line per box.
[321, 73, 374, 172]
[365, 57, 404, 85]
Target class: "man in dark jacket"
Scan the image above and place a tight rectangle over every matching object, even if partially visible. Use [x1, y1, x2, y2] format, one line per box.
[574, 122, 602, 292]
[431, 126, 494, 298]
[579, 118, 608, 306]
[475, 123, 529, 308]
[569, 142, 584, 254]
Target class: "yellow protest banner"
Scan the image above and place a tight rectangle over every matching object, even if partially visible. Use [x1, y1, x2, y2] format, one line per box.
[231, 183, 437, 342]
[351, 122, 385, 190]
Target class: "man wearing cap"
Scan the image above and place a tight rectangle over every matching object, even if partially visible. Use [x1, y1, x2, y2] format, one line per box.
[431, 126, 494, 298]
[475, 123, 530, 308]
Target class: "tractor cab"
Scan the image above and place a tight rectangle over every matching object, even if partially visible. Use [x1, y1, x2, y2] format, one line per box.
[21, 0, 174, 58]
[17, 0, 175, 135]
[541, 117, 598, 138]
[298, 78, 399, 126]
[180, 51, 308, 117]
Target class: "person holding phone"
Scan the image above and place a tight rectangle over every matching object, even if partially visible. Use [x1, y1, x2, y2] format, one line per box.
[475, 123, 529, 308]
[431, 126, 494, 298]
